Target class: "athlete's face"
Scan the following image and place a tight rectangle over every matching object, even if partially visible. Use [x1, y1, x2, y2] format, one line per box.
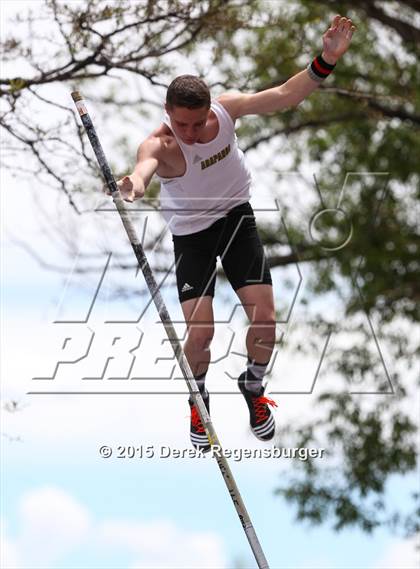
[165, 105, 210, 145]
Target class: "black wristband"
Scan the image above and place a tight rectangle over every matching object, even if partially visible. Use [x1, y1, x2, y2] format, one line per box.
[317, 54, 336, 71]
[307, 54, 336, 82]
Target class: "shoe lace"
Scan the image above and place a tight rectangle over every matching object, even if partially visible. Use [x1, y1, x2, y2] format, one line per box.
[191, 406, 205, 433]
[253, 396, 278, 424]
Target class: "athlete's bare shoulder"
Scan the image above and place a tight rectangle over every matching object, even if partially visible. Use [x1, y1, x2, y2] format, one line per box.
[216, 93, 240, 123]
[141, 123, 185, 177]
[142, 123, 177, 159]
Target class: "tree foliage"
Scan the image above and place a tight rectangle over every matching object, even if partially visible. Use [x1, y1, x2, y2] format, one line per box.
[209, 0, 419, 538]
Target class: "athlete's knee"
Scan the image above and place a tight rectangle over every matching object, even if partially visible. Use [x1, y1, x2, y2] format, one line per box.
[251, 306, 276, 327]
[185, 325, 214, 352]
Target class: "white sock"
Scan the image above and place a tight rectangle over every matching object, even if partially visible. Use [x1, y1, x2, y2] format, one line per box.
[190, 371, 208, 401]
[245, 358, 269, 393]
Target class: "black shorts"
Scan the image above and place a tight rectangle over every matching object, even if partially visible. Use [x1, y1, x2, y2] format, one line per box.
[172, 201, 272, 303]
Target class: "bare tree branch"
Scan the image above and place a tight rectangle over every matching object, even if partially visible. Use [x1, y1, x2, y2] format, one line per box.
[243, 113, 367, 152]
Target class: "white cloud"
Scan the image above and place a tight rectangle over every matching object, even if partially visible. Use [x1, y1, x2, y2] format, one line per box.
[99, 519, 227, 568]
[1, 521, 22, 568]
[373, 535, 420, 569]
[15, 487, 92, 566]
[1, 488, 92, 567]
[3, 487, 227, 568]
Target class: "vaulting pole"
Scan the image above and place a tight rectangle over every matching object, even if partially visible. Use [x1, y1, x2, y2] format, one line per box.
[71, 91, 270, 568]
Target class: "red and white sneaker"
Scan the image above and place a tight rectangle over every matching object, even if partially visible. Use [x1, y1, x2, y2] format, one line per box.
[238, 372, 277, 440]
[188, 393, 211, 453]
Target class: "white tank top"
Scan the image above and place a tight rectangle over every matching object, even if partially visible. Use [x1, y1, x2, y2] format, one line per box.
[156, 100, 252, 235]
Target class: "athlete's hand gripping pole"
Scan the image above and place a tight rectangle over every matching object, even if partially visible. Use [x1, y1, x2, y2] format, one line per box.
[71, 91, 270, 569]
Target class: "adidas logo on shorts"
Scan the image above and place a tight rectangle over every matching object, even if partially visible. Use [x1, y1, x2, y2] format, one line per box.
[181, 282, 194, 293]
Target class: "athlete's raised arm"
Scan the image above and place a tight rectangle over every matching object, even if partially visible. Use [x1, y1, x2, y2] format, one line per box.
[219, 15, 356, 120]
[104, 136, 160, 202]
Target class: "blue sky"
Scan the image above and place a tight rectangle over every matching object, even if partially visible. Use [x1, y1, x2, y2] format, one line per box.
[3, 423, 419, 569]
